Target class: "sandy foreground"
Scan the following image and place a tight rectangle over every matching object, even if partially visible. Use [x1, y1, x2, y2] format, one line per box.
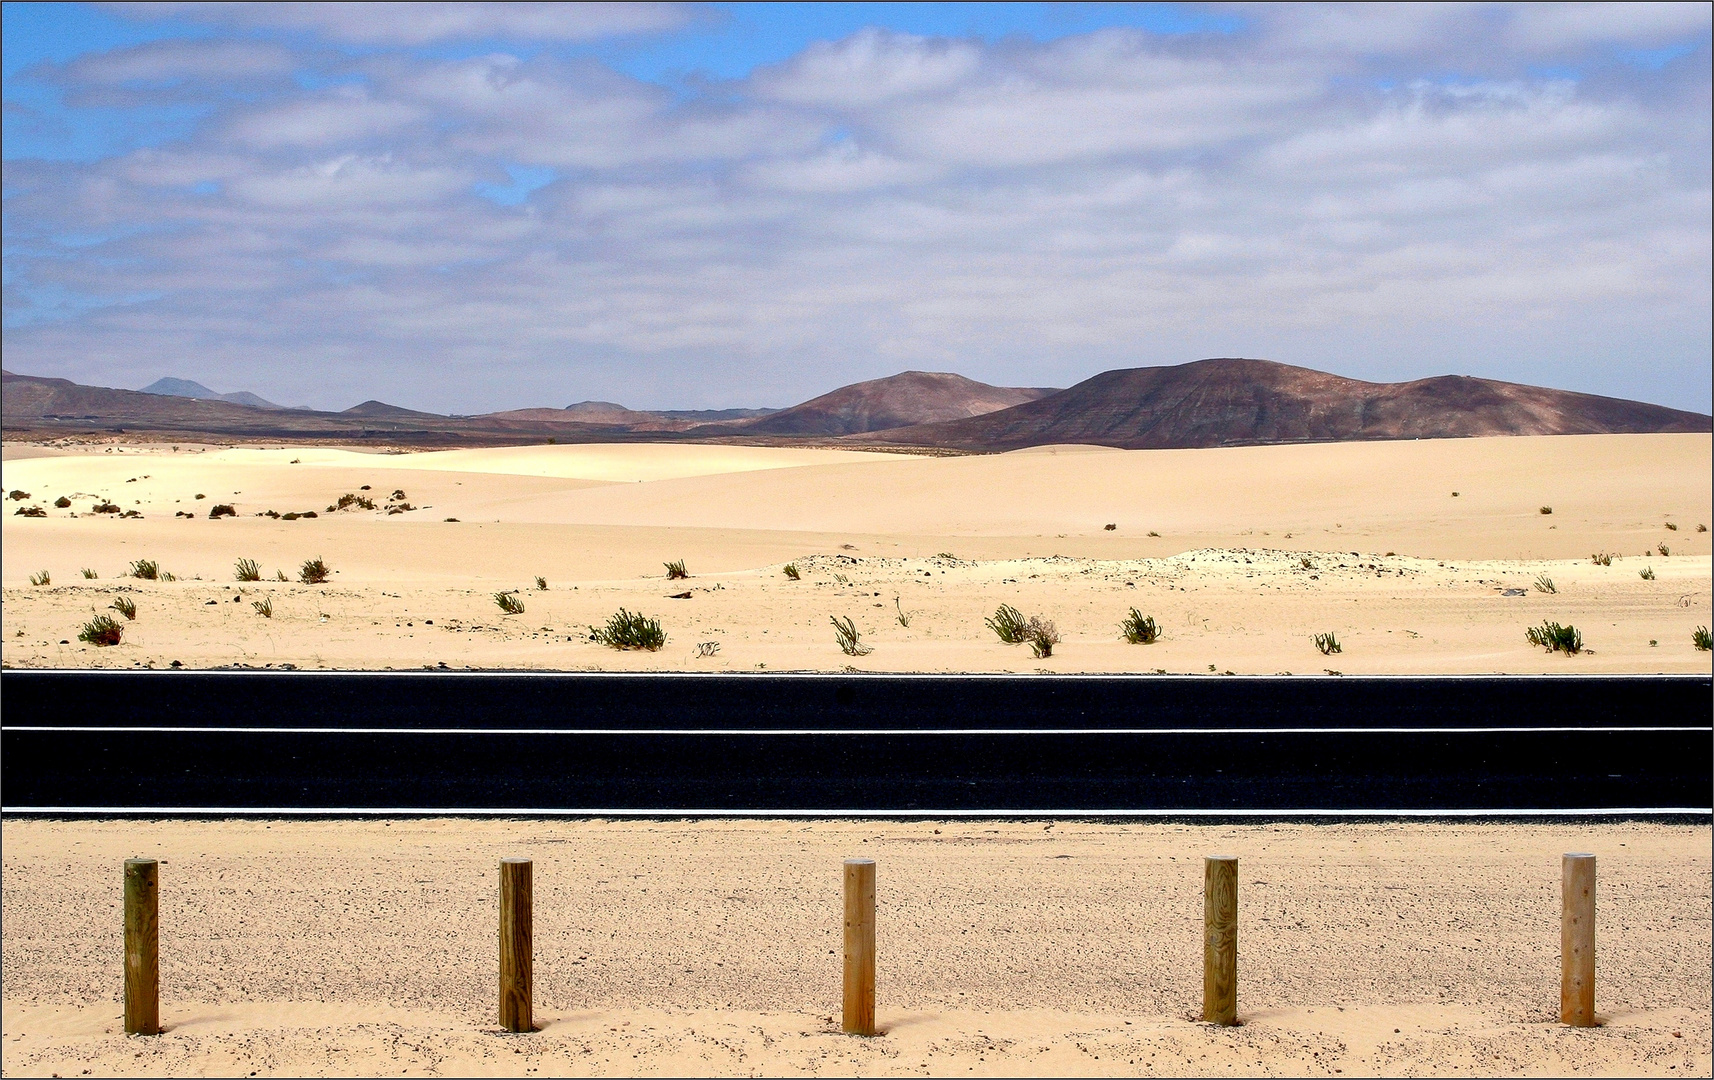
[0, 818, 1709, 1077]
[2, 433, 1710, 672]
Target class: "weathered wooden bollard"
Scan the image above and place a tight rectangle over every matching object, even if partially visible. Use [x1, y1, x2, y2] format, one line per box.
[1203, 855, 1237, 1025]
[843, 857, 876, 1035]
[1561, 853, 1596, 1026]
[498, 858, 533, 1033]
[123, 858, 160, 1036]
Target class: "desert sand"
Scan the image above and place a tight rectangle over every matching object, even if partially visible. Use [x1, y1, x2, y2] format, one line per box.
[2, 433, 1709, 672]
[1, 817, 1708, 1077]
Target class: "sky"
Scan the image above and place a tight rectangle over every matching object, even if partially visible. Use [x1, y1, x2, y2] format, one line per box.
[3, 2, 1710, 414]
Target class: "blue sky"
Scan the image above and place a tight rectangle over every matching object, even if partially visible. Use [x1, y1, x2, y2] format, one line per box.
[3, 2, 1710, 413]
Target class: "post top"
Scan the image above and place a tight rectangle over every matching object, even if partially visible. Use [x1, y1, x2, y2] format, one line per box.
[1563, 852, 1596, 860]
[124, 857, 158, 868]
[844, 857, 876, 866]
[1205, 854, 1238, 862]
[500, 857, 532, 865]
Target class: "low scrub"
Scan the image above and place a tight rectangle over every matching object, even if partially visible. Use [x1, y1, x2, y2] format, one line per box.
[128, 559, 160, 580]
[92, 502, 120, 514]
[1640, 566, 1655, 580]
[1314, 632, 1342, 655]
[1526, 621, 1583, 655]
[1024, 617, 1059, 659]
[1533, 573, 1556, 594]
[1120, 608, 1159, 644]
[14, 506, 47, 517]
[1694, 626, 1711, 652]
[252, 596, 273, 618]
[535, 576, 548, 591]
[28, 570, 50, 586]
[986, 604, 1030, 644]
[80, 568, 97, 579]
[234, 558, 262, 582]
[1539, 506, 1553, 515]
[665, 559, 689, 580]
[590, 608, 665, 651]
[54, 497, 71, 508]
[299, 557, 330, 585]
[329, 493, 376, 512]
[7, 489, 29, 500]
[209, 504, 237, 519]
[111, 596, 137, 620]
[1658, 543, 1671, 557]
[78, 614, 123, 647]
[831, 615, 872, 656]
[1589, 552, 1614, 567]
[494, 591, 525, 615]
[783, 563, 800, 580]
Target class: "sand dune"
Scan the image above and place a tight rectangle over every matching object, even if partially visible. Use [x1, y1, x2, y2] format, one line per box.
[2, 434, 1708, 673]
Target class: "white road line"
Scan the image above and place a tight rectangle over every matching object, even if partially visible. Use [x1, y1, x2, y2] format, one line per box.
[3, 806, 1708, 817]
[3, 726, 1702, 734]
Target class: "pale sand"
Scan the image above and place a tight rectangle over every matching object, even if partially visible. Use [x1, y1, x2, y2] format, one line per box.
[2, 434, 1709, 672]
[0, 818, 1707, 1077]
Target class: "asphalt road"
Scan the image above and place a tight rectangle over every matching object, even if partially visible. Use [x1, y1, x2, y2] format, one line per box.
[2, 672, 1707, 815]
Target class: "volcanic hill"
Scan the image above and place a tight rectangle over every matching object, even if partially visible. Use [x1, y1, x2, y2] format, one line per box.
[724, 371, 1058, 436]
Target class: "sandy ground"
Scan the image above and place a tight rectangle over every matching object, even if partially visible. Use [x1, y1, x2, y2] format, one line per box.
[1, 818, 1708, 1077]
[3, 434, 1709, 673]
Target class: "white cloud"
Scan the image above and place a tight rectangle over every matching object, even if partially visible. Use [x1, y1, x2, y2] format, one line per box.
[106, 2, 702, 45]
[5, 8, 1709, 413]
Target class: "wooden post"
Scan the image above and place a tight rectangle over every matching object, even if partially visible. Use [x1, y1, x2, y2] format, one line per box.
[843, 858, 876, 1035]
[1561, 853, 1596, 1026]
[123, 858, 160, 1036]
[498, 858, 533, 1033]
[1203, 855, 1237, 1025]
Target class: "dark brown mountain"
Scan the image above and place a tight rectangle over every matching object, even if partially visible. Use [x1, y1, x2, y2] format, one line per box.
[851, 359, 1711, 450]
[720, 371, 1058, 436]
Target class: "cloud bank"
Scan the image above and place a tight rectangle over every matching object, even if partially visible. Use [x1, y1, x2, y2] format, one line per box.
[4, 2, 1709, 412]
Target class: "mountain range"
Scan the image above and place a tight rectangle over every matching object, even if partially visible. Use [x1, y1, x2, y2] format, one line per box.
[4, 361, 1706, 450]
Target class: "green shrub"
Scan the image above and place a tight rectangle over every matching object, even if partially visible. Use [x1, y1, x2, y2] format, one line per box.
[1314, 632, 1341, 655]
[535, 576, 547, 591]
[590, 608, 665, 651]
[80, 568, 97, 579]
[665, 559, 689, 580]
[1640, 566, 1655, 580]
[1589, 552, 1613, 567]
[894, 597, 911, 628]
[110, 596, 136, 620]
[28, 570, 49, 586]
[495, 591, 525, 615]
[1664, 522, 1678, 531]
[986, 604, 1029, 644]
[252, 596, 273, 618]
[299, 557, 330, 585]
[1658, 543, 1671, 557]
[92, 502, 120, 514]
[783, 563, 800, 580]
[1120, 608, 1160, 644]
[1526, 621, 1583, 654]
[209, 504, 236, 519]
[54, 497, 71, 509]
[831, 615, 872, 656]
[329, 493, 375, 511]
[1533, 573, 1556, 594]
[1024, 617, 1059, 659]
[1693, 626, 1711, 652]
[128, 559, 160, 580]
[234, 558, 262, 582]
[78, 614, 123, 646]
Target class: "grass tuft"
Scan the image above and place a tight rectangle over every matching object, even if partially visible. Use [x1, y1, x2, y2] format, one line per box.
[831, 615, 873, 656]
[1694, 626, 1711, 652]
[1526, 620, 1583, 655]
[92, 502, 120, 514]
[111, 596, 136, 620]
[1639, 566, 1655, 580]
[1664, 522, 1678, 531]
[1533, 573, 1556, 594]
[1658, 543, 1671, 557]
[1589, 552, 1613, 567]
[535, 576, 548, 591]
[81, 568, 97, 579]
[234, 558, 262, 582]
[78, 614, 124, 646]
[783, 563, 800, 580]
[299, 557, 330, 585]
[894, 597, 911, 628]
[495, 591, 525, 615]
[1120, 608, 1160, 644]
[275, 569, 289, 582]
[252, 596, 273, 618]
[664, 559, 689, 580]
[329, 493, 376, 512]
[986, 604, 1030, 644]
[1314, 632, 1342, 655]
[1539, 506, 1553, 515]
[128, 559, 160, 580]
[29, 570, 50, 586]
[590, 608, 666, 651]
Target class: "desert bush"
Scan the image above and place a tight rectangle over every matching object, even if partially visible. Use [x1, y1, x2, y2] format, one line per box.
[1120, 608, 1160, 644]
[92, 502, 120, 514]
[209, 504, 236, 519]
[1657, 543, 1671, 557]
[234, 558, 262, 582]
[330, 493, 376, 512]
[159, 571, 176, 582]
[391, 489, 407, 501]
[1697, 524, 1708, 533]
[195, 493, 206, 499]
[1664, 522, 1678, 531]
[831, 615, 873, 656]
[128, 559, 160, 580]
[590, 608, 666, 651]
[1639, 566, 1655, 580]
[783, 563, 800, 580]
[1024, 617, 1060, 658]
[1694, 626, 1711, 652]
[275, 569, 289, 582]
[1104, 523, 1116, 531]
[54, 497, 71, 508]
[1147, 531, 1161, 537]
[1314, 632, 1342, 655]
[7, 490, 28, 500]
[78, 614, 124, 647]
[1299, 557, 1315, 570]
[664, 560, 689, 580]
[14, 506, 47, 517]
[535, 576, 548, 591]
[111, 596, 136, 620]
[495, 591, 525, 615]
[385, 503, 415, 515]
[1526, 621, 1583, 655]
[986, 604, 1030, 644]
[1589, 552, 1613, 567]
[1533, 573, 1556, 594]
[81, 568, 97, 579]
[252, 597, 273, 618]
[1539, 506, 1553, 515]
[894, 597, 911, 628]
[694, 641, 720, 658]
[299, 557, 330, 585]
[29, 570, 50, 586]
